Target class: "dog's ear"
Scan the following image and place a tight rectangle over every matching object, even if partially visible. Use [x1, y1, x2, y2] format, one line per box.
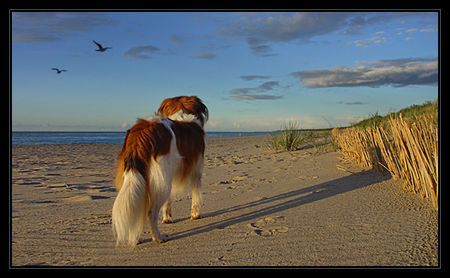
[189, 96, 208, 126]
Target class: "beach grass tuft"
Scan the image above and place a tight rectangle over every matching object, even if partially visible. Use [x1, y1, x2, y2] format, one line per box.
[269, 121, 312, 152]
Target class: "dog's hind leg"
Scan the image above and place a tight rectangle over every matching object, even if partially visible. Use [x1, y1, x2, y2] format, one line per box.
[191, 185, 202, 220]
[161, 197, 172, 224]
[190, 158, 203, 220]
[147, 158, 175, 243]
[148, 206, 168, 243]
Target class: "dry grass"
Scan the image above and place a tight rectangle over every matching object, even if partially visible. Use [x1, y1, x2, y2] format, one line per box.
[332, 112, 438, 209]
[331, 126, 384, 171]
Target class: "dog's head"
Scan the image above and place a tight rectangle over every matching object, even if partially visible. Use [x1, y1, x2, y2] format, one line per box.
[157, 96, 208, 127]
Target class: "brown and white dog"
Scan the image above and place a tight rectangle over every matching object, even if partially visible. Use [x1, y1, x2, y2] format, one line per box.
[112, 96, 208, 246]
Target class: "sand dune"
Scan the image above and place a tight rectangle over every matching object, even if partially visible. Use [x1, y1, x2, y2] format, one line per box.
[11, 136, 438, 267]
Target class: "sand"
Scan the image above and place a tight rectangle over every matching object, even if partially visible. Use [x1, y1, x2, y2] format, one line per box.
[10, 135, 439, 267]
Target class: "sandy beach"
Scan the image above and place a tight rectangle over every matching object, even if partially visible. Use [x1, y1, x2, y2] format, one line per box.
[11, 135, 438, 267]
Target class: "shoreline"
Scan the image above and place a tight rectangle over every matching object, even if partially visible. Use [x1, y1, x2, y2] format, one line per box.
[11, 135, 438, 267]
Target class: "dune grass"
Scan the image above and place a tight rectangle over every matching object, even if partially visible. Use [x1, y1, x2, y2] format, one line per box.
[352, 100, 437, 128]
[331, 101, 438, 209]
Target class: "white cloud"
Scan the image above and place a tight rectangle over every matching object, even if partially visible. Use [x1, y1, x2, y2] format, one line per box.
[216, 12, 437, 56]
[190, 53, 216, 59]
[124, 45, 160, 59]
[406, 28, 418, 34]
[240, 75, 271, 81]
[12, 12, 116, 42]
[219, 12, 350, 43]
[420, 28, 437, 33]
[290, 57, 438, 88]
[229, 81, 283, 101]
[351, 36, 386, 48]
[219, 12, 435, 44]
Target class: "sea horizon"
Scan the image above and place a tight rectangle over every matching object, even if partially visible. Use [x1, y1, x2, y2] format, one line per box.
[11, 131, 282, 146]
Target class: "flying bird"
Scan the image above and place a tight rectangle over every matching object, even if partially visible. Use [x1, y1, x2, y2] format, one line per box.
[93, 40, 112, 52]
[51, 68, 67, 74]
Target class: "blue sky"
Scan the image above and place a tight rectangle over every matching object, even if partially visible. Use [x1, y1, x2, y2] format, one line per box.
[11, 11, 438, 131]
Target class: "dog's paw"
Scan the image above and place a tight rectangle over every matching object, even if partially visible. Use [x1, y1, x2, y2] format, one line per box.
[153, 234, 169, 244]
[191, 214, 202, 220]
[162, 218, 173, 224]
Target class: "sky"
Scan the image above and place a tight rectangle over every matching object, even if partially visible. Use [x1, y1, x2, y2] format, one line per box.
[11, 10, 439, 132]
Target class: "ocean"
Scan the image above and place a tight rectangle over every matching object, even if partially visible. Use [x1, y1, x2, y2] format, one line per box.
[11, 131, 280, 146]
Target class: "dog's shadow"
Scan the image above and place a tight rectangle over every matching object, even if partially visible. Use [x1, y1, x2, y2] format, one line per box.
[168, 169, 390, 241]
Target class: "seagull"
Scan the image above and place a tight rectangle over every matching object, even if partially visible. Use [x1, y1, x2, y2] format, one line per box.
[51, 68, 67, 74]
[93, 40, 112, 52]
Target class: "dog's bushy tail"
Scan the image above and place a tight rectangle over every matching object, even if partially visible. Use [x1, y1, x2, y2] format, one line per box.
[112, 169, 149, 246]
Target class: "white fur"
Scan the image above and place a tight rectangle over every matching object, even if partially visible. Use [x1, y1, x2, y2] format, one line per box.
[145, 110, 202, 127]
[146, 131, 182, 243]
[112, 170, 148, 246]
[168, 110, 202, 127]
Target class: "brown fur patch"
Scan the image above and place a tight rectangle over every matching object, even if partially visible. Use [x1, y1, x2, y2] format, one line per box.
[115, 119, 172, 192]
[171, 121, 205, 179]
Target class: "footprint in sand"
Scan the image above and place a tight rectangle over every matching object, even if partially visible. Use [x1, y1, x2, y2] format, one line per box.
[246, 216, 288, 237]
[213, 174, 250, 189]
[230, 174, 248, 183]
[61, 213, 112, 234]
[46, 183, 72, 190]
